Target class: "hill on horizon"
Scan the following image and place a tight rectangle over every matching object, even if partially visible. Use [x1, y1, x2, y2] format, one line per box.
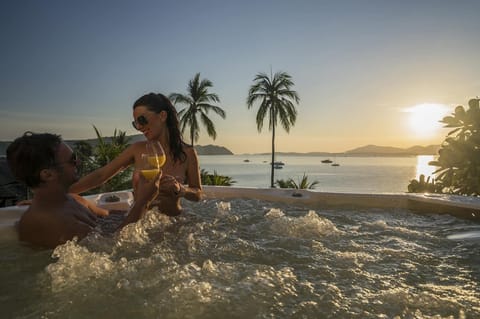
[0, 134, 233, 156]
[255, 144, 440, 156]
[344, 144, 440, 156]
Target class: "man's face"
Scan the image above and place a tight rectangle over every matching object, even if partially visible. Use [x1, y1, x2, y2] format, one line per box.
[53, 142, 80, 185]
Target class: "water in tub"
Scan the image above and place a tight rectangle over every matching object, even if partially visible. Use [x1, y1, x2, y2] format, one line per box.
[1, 198, 479, 318]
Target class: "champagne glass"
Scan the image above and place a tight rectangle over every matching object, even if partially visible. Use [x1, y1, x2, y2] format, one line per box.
[140, 141, 166, 180]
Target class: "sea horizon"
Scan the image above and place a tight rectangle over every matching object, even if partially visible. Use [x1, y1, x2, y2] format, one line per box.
[199, 154, 436, 194]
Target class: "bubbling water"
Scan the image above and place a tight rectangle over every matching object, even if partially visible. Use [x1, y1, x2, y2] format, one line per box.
[4, 199, 480, 318]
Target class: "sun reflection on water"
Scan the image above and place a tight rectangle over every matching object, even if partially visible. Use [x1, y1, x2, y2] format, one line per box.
[416, 155, 436, 180]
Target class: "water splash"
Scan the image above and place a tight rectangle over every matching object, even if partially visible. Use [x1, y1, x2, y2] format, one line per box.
[265, 208, 341, 238]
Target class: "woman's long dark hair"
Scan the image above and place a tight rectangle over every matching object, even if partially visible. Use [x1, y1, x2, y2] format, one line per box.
[133, 93, 187, 163]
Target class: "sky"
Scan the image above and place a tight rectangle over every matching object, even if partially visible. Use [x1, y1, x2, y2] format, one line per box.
[1, 0, 479, 154]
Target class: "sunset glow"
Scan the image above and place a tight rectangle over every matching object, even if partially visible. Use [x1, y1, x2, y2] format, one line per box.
[406, 103, 449, 138]
[0, 2, 479, 153]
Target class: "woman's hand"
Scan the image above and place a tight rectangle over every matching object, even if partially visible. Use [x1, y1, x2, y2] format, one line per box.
[159, 175, 183, 198]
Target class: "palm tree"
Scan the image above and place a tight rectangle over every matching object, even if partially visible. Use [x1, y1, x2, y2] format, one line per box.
[169, 73, 226, 146]
[247, 71, 300, 187]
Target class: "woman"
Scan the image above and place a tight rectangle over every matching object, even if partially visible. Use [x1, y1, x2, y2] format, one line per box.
[70, 93, 202, 216]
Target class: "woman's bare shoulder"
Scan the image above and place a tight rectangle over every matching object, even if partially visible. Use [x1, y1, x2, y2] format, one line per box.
[183, 144, 198, 156]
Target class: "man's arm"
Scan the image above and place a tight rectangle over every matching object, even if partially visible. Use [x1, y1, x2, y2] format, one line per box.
[70, 193, 109, 217]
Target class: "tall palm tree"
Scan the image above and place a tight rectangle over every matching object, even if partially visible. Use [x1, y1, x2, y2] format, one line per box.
[169, 73, 226, 146]
[247, 71, 300, 188]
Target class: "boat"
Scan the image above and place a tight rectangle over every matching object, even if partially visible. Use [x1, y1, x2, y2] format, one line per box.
[331, 155, 340, 166]
[270, 161, 285, 169]
[243, 159, 250, 162]
[321, 159, 333, 164]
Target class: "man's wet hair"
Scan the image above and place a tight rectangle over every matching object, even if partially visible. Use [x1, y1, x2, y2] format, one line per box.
[6, 132, 62, 188]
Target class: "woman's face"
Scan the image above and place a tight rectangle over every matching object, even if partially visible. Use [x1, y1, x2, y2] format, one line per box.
[132, 105, 165, 140]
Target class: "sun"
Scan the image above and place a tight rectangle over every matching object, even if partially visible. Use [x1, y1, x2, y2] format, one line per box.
[405, 103, 449, 138]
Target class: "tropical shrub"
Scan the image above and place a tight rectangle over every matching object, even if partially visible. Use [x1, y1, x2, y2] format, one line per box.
[201, 169, 236, 186]
[275, 173, 319, 189]
[74, 125, 132, 194]
[428, 98, 480, 195]
[407, 174, 442, 193]
[72, 140, 93, 176]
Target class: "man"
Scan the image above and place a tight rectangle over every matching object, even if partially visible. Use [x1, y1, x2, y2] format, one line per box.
[6, 132, 160, 248]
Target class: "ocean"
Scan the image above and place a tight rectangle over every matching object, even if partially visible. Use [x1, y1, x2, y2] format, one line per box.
[198, 154, 437, 193]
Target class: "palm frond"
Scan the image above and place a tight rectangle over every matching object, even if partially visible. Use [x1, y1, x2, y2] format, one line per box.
[170, 73, 226, 145]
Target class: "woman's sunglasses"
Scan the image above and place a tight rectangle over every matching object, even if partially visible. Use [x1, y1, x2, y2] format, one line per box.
[132, 115, 149, 130]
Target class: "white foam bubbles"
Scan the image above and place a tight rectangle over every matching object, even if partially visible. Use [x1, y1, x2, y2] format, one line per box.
[265, 208, 341, 239]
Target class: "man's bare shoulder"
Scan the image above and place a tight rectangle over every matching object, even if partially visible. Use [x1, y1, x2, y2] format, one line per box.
[18, 202, 94, 249]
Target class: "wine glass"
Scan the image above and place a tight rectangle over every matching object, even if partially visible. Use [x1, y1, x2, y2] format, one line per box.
[139, 141, 166, 180]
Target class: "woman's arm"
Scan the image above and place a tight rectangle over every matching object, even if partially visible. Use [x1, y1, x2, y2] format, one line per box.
[70, 143, 138, 194]
[181, 147, 202, 202]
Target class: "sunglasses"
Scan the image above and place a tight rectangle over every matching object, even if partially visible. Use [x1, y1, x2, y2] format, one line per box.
[54, 152, 79, 167]
[132, 115, 149, 130]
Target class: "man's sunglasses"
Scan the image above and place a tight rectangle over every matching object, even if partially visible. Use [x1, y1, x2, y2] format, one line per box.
[132, 115, 149, 130]
[53, 152, 79, 167]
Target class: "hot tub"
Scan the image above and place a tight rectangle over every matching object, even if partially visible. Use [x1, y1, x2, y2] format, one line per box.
[1, 187, 479, 318]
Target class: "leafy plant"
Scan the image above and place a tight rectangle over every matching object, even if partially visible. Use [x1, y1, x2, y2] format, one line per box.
[407, 174, 442, 193]
[428, 98, 480, 195]
[74, 125, 132, 194]
[72, 140, 93, 176]
[275, 173, 319, 189]
[200, 169, 236, 186]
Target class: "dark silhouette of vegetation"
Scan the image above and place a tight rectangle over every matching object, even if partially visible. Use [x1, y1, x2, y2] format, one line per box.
[276, 173, 319, 189]
[200, 169, 236, 186]
[169, 73, 226, 146]
[407, 174, 442, 193]
[73, 140, 93, 176]
[428, 98, 480, 195]
[247, 70, 300, 188]
[407, 98, 480, 195]
[73, 125, 132, 194]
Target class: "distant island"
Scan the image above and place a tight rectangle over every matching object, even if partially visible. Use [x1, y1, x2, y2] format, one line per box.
[249, 144, 440, 157]
[0, 133, 439, 157]
[264, 144, 440, 157]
